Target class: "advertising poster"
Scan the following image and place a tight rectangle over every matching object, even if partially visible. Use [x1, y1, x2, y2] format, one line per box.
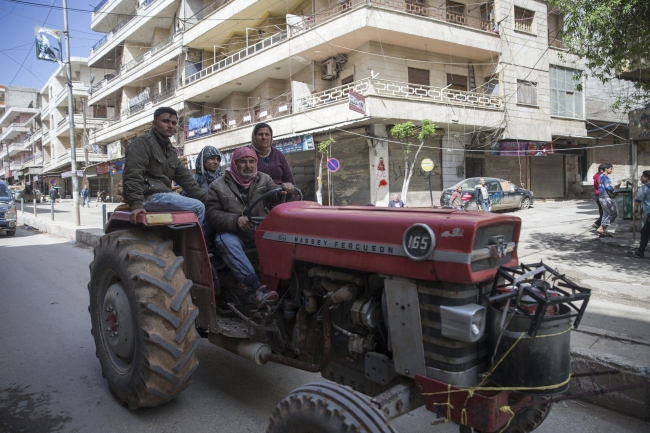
[110, 160, 125, 175]
[273, 134, 314, 154]
[492, 141, 552, 156]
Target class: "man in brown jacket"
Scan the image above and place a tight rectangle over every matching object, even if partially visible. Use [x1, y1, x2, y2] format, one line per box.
[206, 146, 291, 305]
[123, 107, 208, 233]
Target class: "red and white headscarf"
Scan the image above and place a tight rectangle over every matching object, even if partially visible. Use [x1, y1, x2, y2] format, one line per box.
[227, 146, 258, 188]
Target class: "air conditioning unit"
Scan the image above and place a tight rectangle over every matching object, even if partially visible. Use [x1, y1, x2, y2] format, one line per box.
[334, 54, 347, 65]
[321, 58, 339, 81]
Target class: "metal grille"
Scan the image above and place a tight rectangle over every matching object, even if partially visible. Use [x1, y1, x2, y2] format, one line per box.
[418, 282, 489, 372]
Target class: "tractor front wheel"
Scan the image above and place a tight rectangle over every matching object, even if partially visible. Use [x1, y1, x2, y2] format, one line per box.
[267, 382, 397, 433]
[89, 229, 200, 409]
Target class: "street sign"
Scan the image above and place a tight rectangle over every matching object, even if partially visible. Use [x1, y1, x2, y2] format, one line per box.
[421, 158, 434, 172]
[327, 158, 340, 172]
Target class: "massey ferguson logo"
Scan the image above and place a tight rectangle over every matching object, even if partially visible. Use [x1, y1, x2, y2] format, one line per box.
[488, 235, 507, 258]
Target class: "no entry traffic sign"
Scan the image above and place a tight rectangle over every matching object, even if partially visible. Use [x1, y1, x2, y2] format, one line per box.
[327, 158, 340, 172]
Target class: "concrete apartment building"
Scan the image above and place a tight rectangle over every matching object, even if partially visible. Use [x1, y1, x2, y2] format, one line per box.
[86, 0, 590, 205]
[0, 60, 109, 197]
[0, 85, 40, 185]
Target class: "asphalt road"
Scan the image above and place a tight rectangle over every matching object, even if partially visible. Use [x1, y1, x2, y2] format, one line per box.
[1, 228, 648, 432]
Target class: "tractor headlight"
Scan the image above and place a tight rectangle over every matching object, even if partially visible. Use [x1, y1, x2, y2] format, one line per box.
[440, 304, 486, 343]
[6, 207, 16, 218]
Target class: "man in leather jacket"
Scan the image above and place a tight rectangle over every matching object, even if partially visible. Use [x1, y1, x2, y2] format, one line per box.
[206, 146, 292, 306]
[122, 107, 208, 234]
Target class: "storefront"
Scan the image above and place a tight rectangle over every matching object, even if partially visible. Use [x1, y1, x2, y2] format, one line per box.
[97, 162, 111, 201]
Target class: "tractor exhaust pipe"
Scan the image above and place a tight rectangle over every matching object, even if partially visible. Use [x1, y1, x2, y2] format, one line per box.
[208, 333, 271, 365]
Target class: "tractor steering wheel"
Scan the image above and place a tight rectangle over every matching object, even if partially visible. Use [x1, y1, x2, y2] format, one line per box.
[245, 187, 303, 226]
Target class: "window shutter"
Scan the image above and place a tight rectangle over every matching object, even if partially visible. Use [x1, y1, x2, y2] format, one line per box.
[408, 67, 430, 86]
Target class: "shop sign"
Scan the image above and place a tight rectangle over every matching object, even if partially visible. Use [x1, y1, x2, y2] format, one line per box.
[85, 166, 97, 178]
[97, 162, 109, 175]
[109, 160, 125, 175]
[272, 134, 314, 154]
[491, 141, 553, 156]
[348, 91, 366, 115]
[107, 140, 122, 160]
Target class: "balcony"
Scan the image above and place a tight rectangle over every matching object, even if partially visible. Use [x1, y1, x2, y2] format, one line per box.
[183, 0, 498, 97]
[0, 122, 30, 142]
[185, 78, 503, 145]
[43, 148, 101, 173]
[90, 0, 177, 64]
[92, 0, 138, 33]
[9, 161, 24, 171]
[90, 30, 182, 99]
[7, 142, 29, 156]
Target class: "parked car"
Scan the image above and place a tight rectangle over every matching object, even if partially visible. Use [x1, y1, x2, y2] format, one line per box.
[440, 177, 534, 211]
[0, 181, 17, 236]
[8, 185, 42, 203]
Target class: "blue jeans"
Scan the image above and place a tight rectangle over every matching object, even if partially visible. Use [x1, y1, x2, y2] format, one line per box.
[143, 192, 207, 235]
[481, 199, 491, 212]
[214, 232, 256, 285]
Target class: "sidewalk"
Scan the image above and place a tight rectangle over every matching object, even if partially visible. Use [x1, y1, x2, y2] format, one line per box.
[16, 200, 119, 247]
[14, 199, 650, 420]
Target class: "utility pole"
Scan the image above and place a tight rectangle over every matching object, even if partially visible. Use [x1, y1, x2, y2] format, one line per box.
[62, 0, 80, 226]
[82, 98, 88, 167]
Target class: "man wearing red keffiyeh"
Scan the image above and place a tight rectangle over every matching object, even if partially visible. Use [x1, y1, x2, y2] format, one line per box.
[205, 146, 292, 305]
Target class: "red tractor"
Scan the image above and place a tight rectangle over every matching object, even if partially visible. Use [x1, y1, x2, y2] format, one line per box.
[89, 191, 591, 432]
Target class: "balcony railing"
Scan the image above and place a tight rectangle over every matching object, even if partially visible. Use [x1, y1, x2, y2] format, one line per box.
[140, 0, 157, 8]
[186, 0, 232, 26]
[185, 29, 289, 85]
[93, 0, 108, 13]
[91, 13, 136, 52]
[185, 78, 502, 142]
[122, 32, 176, 73]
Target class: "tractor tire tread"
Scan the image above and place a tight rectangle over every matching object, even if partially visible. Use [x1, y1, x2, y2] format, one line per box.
[89, 229, 199, 410]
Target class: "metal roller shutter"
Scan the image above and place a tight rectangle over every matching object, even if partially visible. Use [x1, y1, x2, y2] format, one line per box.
[485, 155, 528, 188]
[530, 154, 565, 198]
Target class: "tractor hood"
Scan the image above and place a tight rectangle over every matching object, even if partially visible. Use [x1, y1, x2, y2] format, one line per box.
[256, 202, 521, 284]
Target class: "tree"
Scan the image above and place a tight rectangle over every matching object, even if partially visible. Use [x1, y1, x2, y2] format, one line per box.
[316, 138, 334, 205]
[389, 120, 437, 204]
[550, 0, 650, 109]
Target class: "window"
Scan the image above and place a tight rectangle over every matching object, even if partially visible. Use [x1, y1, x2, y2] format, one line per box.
[446, 1, 464, 16]
[487, 181, 501, 193]
[517, 80, 537, 106]
[514, 7, 534, 33]
[481, 2, 495, 23]
[550, 66, 583, 118]
[341, 75, 354, 85]
[408, 68, 430, 86]
[447, 74, 468, 91]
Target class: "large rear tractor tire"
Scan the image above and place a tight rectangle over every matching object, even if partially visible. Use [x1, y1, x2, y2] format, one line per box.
[267, 382, 397, 433]
[89, 229, 200, 409]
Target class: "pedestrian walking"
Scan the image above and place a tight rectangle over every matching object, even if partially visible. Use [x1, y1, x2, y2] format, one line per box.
[630, 170, 650, 259]
[49, 186, 59, 203]
[592, 164, 606, 229]
[475, 178, 491, 212]
[388, 194, 405, 207]
[450, 185, 463, 209]
[81, 186, 90, 207]
[597, 164, 617, 237]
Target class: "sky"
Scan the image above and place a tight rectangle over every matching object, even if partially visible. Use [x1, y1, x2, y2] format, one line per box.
[0, 0, 102, 89]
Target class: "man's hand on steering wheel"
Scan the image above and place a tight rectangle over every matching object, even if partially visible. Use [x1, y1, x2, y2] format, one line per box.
[280, 182, 294, 194]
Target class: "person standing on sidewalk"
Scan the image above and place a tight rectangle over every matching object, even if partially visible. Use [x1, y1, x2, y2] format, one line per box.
[597, 164, 617, 237]
[630, 170, 650, 259]
[475, 178, 491, 212]
[592, 164, 606, 229]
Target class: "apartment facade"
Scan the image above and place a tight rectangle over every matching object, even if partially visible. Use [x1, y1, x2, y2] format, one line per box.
[0, 85, 40, 186]
[86, 0, 589, 205]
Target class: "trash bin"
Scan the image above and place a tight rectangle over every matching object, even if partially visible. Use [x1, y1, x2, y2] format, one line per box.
[614, 188, 633, 219]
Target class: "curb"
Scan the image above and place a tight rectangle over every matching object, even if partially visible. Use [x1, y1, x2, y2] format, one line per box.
[571, 328, 649, 419]
[18, 214, 104, 247]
